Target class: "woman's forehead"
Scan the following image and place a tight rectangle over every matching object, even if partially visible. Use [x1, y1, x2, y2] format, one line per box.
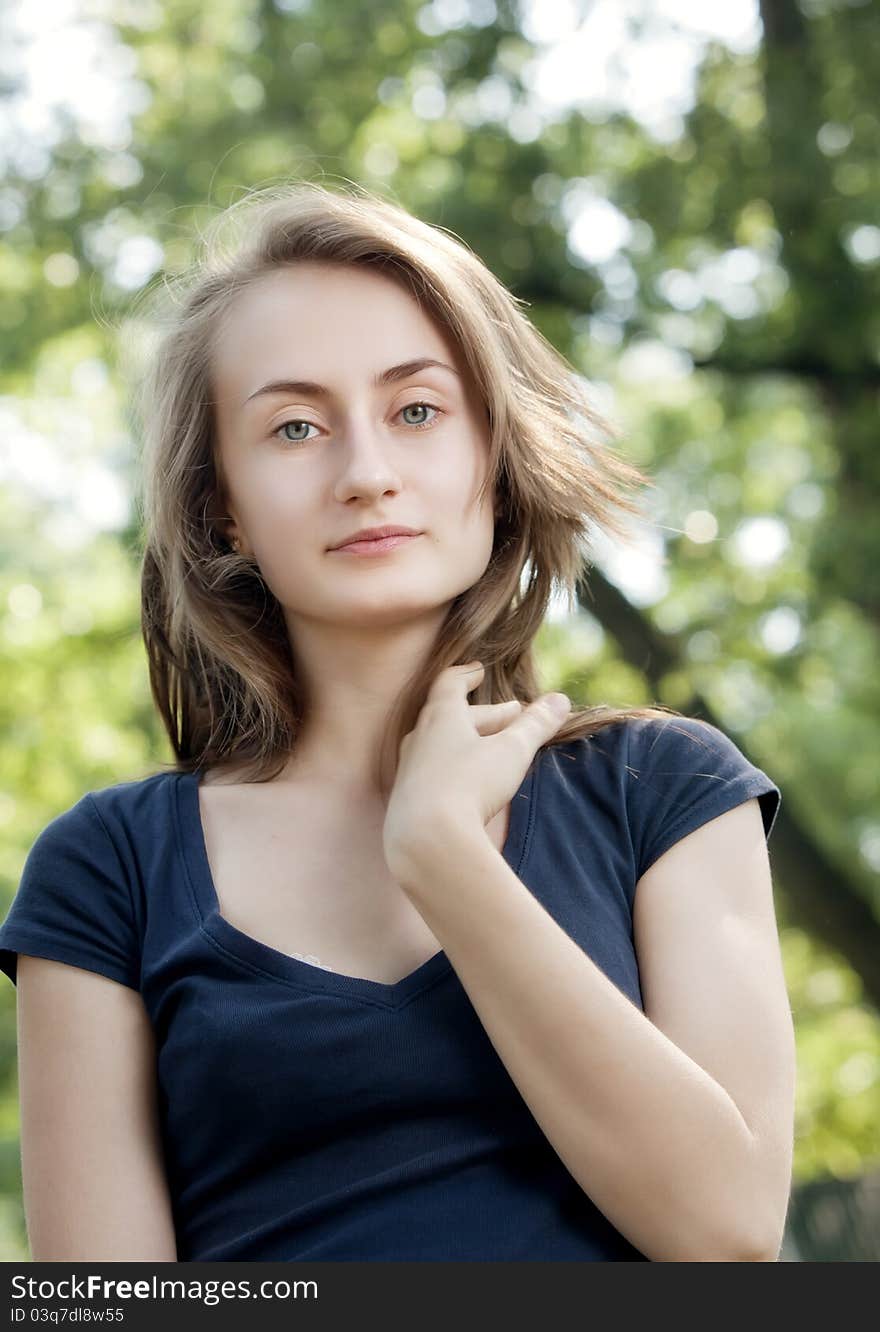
[212, 268, 472, 404]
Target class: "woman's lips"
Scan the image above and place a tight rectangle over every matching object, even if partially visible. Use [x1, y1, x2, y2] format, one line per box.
[330, 533, 421, 556]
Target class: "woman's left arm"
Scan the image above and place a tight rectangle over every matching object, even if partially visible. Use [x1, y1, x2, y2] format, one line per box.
[389, 795, 796, 1263]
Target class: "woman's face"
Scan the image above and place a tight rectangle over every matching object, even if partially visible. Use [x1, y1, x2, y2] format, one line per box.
[211, 261, 497, 634]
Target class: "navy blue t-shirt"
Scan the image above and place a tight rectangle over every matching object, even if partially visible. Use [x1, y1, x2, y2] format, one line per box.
[0, 715, 781, 1261]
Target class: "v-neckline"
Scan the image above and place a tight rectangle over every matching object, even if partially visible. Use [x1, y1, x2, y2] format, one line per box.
[173, 758, 539, 1009]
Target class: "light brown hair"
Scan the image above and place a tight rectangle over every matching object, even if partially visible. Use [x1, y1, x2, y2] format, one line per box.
[124, 178, 684, 796]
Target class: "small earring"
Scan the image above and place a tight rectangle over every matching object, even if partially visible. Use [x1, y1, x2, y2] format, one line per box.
[231, 536, 240, 553]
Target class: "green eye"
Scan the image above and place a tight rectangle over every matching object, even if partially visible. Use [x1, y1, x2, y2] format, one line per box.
[272, 401, 445, 446]
[400, 402, 441, 429]
[276, 419, 317, 444]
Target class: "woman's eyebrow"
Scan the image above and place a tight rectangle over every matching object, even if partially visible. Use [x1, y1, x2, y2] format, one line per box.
[242, 358, 460, 408]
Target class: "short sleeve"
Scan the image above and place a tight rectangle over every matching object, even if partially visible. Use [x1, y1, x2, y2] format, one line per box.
[626, 716, 782, 882]
[0, 794, 141, 991]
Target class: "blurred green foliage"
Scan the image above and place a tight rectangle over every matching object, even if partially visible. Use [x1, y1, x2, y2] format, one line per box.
[0, 0, 878, 1259]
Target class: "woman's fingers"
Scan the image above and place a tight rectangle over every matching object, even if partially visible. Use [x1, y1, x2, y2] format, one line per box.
[469, 699, 523, 735]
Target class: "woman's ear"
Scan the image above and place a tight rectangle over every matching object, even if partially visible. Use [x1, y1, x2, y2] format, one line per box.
[223, 525, 247, 555]
[207, 487, 242, 551]
[211, 517, 237, 550]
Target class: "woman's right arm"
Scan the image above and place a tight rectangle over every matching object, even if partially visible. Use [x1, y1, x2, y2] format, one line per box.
[16, 954, 179, 1261]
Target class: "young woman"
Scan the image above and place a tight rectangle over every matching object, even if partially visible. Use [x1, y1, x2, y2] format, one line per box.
[0, 181, 794, 1262]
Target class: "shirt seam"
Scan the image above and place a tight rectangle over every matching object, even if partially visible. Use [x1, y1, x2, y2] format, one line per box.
[0, 925, 139, 989]
[171, 774, 208, 939]
[196, 922, 452, 1010]
[622, 721, 638, 903]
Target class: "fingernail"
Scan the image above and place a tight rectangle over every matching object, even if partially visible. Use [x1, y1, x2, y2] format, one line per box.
[547, 692, 570, 712]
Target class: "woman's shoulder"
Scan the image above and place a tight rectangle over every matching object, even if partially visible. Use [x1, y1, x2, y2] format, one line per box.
[541, 712, 781, 875]
[83, 765, 184, 826]
[0, 772, 174, 991]
[549, 712, 747, 773]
